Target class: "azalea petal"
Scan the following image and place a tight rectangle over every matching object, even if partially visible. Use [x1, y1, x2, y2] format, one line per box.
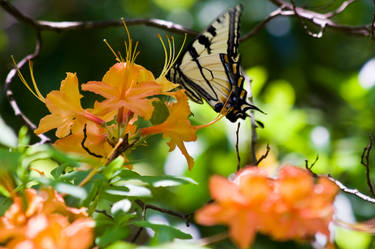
[60, 73, 83, 110]
[176, 141, 194, 170]
[195, 204, 223, 226]
[278, 165, 314, 203]
[156, 76, 179, 92]
[81, 81, 115, 99]
[229, 212, 257, 249]
[34, 114, 63, 135]
[210, 176, 244, 203]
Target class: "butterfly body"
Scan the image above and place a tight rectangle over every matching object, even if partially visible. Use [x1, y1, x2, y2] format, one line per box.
[168, 5, 260, 122]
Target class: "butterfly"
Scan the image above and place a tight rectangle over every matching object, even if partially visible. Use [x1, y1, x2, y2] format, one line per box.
[167, 4, 261, 122]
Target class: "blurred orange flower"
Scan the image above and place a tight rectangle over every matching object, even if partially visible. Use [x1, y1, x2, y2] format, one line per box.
[0, 188, 94, 249]
[195, 165, 339, 249]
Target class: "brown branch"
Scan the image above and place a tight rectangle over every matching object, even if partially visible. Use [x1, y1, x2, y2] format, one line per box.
[134, 199, 193, 227]
[2, 0, 373, 43]
[290, 0, 325, 38]
[236, 123, 241, 171]
[324, 0, 356, 18]
[361, 136, 375, 197]
[266, 0, 374, 39]
[327, 176, 375, 204]
[240, 7, 284, 42]
[132, 199, 193, 242]
[255, 144, 270, 166]
[248, 110, 258, 166]
[305, 155, 319, 173]
[305, 157, 375, 204]
[0, 0, 198, 36]
[5, 30, 50, 144]
[95, 209, 113, 220]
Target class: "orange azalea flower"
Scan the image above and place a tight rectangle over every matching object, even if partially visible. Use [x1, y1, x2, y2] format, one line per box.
[54, 121, 113, 161]
[0, 188, 94, 249]
[34, 73, 104, 137]
[82, 62, 162, 121]
[141, 90, 197, 170]
[196, 165, 339, 249]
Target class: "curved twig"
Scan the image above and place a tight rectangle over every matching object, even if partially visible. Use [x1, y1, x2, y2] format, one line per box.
[0, 0, 197, 36]
[4, 30, 50, 144]
[267, 0, 373, 38]
[240, 7, 284, 42]
[235, 123, 241, 171]
[327, 176, 375, 204]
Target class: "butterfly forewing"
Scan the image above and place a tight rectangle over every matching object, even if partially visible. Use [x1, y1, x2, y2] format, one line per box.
[191, 5, 242, 58]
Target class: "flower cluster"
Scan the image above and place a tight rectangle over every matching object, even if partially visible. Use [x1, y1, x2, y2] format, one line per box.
[18, 26, 199, 169]
[0, 188, 94, 249]
[195, 165, 339, 249]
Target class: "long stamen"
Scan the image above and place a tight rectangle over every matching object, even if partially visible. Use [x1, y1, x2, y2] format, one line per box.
[28, 61, 45, 102]
[103, 39, 121, 62]
[170, 33, 187, 68]
[171, 36, 176, 67]
[132, 41, 139, 63]
[11, 56, 45, 103]
[121, 18, 133, 63]
[133, 51, 140, 62]
[166, 34, 173, 70]
[117, 51, 124, 62]
[158, 34, 169, 76]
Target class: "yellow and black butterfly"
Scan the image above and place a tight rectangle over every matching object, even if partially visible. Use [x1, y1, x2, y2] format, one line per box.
[168, 5, 261, 122]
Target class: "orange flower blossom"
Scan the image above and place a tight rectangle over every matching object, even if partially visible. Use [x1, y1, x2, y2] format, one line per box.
[195, 165, 339, 249]
[15, 21, 226, 169]
[0, 188, 94, 249]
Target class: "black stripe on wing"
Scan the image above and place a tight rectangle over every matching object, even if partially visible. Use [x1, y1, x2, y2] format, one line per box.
[227, 5, 242, 58]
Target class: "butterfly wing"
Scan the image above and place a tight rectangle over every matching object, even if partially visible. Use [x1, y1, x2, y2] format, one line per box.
[169, 5, 260, 122]
[187, 5, 242, 58]
[172, 5, 242, 101]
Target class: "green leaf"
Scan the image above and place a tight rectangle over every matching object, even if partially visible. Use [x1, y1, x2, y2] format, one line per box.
[111, 169, 196, 187]
[0, 196, 12, 216]
[0, 185, 10, 197]
[111, 199, 132, 214]
[335, 227, 372, 249]
[17, 126, 30, 151]
[83, 175, 106, 210]
[103, 156, 125, 179]
[133, 220, 192, 244]
[105, 241, 136, 249]
[51, 163, 71, 178]
[106, 185, 151, 197]
[59, 170, 91, 184]
[137, 241, 211, 249]
[139, 176, 197, 187]
[150, 100, 169, 125]
[55, 183, 87, 199]
[0, 148, 21, 170]
[96, 226, 130, 248]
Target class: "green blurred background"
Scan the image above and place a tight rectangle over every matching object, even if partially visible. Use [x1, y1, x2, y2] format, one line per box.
[1, 0, 375, 248]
